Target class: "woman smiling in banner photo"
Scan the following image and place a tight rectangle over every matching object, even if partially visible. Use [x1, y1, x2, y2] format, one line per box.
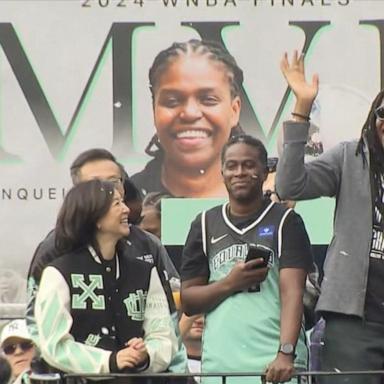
[131, 39, 243, 198]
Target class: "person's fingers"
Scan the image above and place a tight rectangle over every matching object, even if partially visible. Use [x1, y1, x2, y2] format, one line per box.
[132, 341, 145, 350]
[312, 73, 319, 89]
[244, 258, 266, 269]
[127, 337, 143, 349]
[121, 358, 136, 368]
[280, 53, 288, 72]
[292, 49, 298, 65]
[298, 52, 305, 72]
[265, 368, 273, 382]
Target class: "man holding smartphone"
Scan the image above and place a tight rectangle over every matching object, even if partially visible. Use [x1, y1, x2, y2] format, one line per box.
[181, 135, 313, 384]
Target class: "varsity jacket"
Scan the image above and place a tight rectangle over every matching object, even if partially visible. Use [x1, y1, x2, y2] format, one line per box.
[27, 226, 187, 375]
[35, 244, 177, 374]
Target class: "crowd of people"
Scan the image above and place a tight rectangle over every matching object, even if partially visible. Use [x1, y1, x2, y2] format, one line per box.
[1, 40, 384, 384]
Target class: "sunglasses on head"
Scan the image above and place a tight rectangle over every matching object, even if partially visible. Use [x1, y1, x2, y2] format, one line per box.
[374, 106, 384, 121]
[2, 341, 33, 355]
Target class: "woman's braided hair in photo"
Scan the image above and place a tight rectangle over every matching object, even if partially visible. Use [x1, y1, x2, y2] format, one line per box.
[145, 39, 244, 157]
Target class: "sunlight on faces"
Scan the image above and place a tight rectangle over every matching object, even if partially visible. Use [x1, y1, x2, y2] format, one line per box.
[222, 143, 267, 202]
[2, 337, 35, 378]
[78, 159, 124, 196]
[153, 55, 240, 172]
[96, 190, 130, 239]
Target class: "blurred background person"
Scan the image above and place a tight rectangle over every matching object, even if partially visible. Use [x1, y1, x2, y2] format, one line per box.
[122, 171, 143, 225]
[139, 192, 171, 239]
[138, 192, 182, 312]
[1, 319, 35, 384]
[179, 314, 204, 383]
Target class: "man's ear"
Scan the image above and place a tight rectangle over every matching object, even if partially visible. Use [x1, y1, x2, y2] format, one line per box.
[262, 168, 269, 183]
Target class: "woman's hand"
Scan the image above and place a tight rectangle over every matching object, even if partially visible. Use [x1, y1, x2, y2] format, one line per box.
[116, 337, 149, 370]
[280, 50, 319, 116]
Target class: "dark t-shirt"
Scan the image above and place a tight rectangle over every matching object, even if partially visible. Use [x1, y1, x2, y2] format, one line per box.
[365, 174, 384, 324]
[181, 200, 313, 281]
[131, 155, 172, 197]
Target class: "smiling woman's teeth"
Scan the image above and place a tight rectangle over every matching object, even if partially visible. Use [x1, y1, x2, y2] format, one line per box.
[176, 130, 208, 138]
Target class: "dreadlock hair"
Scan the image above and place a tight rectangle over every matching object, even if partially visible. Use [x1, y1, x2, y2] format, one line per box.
[145, 39, 244, 157]
[221, 134, 268, 172]
[356, 90, 384, 218]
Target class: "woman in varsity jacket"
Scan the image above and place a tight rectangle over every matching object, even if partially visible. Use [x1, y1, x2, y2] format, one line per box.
[34, 179, 177, 375]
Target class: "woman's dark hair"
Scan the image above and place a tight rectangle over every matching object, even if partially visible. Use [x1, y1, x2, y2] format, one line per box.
[145, 39, 244, 157]
[122, 171, 143, 225]
[221, 134, 268, 171]
[55, 179, 115, 253]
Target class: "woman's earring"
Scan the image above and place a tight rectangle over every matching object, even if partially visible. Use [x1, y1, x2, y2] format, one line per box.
[145, 133, 162, 156]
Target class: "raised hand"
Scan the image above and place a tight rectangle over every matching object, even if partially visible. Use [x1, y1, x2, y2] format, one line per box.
[280, 50, 319, 116]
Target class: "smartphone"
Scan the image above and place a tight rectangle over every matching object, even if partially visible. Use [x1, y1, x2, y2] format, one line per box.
[245, 244, 271, 268]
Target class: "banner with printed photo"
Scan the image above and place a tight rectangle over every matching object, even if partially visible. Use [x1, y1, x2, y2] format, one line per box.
[0, 0, 382, 312]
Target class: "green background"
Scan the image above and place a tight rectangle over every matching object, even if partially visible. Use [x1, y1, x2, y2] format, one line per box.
[162, 198, 334, 246]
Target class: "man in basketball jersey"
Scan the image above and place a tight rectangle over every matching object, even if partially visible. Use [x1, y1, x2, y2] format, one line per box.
[181, 135, 313, 384]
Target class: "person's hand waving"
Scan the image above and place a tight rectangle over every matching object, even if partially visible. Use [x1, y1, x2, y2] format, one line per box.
[280, 50, 319, 117]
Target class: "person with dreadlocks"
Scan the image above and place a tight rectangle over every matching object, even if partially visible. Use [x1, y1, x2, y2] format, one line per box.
[276, 50, 384, 384]
[131, 39, 242, 198]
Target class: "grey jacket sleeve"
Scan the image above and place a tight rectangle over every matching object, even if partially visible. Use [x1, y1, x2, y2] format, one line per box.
[275, 121, 343, 200]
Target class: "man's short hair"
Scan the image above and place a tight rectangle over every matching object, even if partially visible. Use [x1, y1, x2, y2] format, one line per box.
[221, 134, 268, 171]
[70, 148, 117, 184]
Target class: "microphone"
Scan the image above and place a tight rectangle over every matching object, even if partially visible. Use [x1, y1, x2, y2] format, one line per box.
[251, 174, 258, 179]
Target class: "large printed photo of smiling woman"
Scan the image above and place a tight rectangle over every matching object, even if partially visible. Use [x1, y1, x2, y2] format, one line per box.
[131, 39, 243, 198]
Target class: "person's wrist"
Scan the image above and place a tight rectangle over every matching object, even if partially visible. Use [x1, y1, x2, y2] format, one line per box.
[278, 343, 296, 359]
[222, 275, 238, 295]
[291, 112, 310, 122]
[277, 351, 294, 360]
[134, 353, 150, 372]
[109, 352, 119, 373]
[293, 99, 313, 116]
